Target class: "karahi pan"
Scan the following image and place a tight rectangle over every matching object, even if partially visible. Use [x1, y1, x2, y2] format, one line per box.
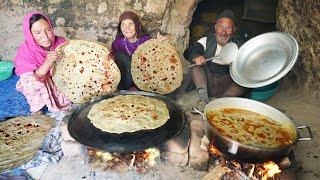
[67, 91, 185, 153]
[194, 97, 312, 162]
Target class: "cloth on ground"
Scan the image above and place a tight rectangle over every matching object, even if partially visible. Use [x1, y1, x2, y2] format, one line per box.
[16, 72, 71, 113]
[0, 74, 30, 121]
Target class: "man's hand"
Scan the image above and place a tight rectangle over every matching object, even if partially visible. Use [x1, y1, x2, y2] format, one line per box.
[193, 56, 206, 65]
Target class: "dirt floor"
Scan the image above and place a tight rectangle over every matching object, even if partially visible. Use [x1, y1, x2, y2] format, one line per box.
[40, 88, 320, 180]
[266, 89, 320, 180]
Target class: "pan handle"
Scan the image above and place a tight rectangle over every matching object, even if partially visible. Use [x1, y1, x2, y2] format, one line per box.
[297, 125, 313, 141]
[192, 107, 204, 116]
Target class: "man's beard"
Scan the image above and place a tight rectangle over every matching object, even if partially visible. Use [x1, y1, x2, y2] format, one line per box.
[216, 34, 230, 46]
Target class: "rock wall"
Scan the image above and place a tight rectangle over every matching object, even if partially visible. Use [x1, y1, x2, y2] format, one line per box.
[0, 0, 200, 73]
[1, 0, 319, 102]
[277, 0, 320, 103]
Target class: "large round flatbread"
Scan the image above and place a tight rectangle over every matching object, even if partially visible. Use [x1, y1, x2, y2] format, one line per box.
[87, 95, 170, 134]
[131, 39, 183, 94]
[0, 115, 54, 172]
[52, 40, 121, 104]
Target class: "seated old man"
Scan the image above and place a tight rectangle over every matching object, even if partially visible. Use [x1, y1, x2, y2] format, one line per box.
[183, 10, 247, 104]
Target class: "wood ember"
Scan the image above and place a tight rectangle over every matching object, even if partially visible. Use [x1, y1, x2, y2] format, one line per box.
[221, 171, 243, 180]
[218, 156, 227, 167]
[243, 163, 255, 177]
[202, 164, 231, 180]
[87, 147, 160, 173]
[230, 160, 241, 171]
[207, 143, 284, 179]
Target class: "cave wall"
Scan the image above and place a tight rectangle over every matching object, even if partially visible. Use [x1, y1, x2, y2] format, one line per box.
[277, 0, 320, 103]
[0, 0, 319, 102]
[0, 0, 200, 73]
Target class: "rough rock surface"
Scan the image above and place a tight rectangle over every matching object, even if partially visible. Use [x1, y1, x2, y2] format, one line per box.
[1, 0, 319, 101]
[0, 0, 199, 74]
[188, 119, 209, 171]
[277, 0, 320, 103]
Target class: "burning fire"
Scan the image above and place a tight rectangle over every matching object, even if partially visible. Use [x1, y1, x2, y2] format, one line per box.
[144, 148, 160, 167]
[209, 144, 223, 157]
[87, 147, 160, 172]
[258, 161, 281, 180]
[208, 143, 282, 179]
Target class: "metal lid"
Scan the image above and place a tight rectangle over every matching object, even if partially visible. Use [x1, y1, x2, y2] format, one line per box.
[230, 32, 299, 88]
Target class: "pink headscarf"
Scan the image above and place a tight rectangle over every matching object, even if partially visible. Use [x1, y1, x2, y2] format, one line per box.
[14, 11, 65, 76]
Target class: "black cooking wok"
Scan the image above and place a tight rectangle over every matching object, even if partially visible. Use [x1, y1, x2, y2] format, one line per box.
[67, 91, 185, 153]
[194, 97, 312, 162]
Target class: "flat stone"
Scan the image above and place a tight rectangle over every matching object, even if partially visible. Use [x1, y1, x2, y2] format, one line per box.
[26, 163, 48, 180]
[159, 120, 190, 154]
[61, 141, 83, 157]
[190, 118, 204, 137]
[161, 151, 189, 167]
[187, 112, 203, 123]
[189, 120, 209, 171]
[60, 123, 76, 142]
[200, 135, 210, 151]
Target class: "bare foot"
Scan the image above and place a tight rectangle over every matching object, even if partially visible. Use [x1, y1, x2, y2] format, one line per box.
[31, 111, 43, 115]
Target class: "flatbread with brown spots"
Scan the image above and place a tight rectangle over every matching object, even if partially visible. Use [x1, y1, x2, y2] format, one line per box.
[87, 95, 170, 134]
[52, 40, 120, 103]
[0, 115, 54, 172]
[131, 39, 183, 94]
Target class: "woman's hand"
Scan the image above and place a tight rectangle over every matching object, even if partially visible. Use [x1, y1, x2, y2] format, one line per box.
[35, 50, 62, 77]
[108, 52, 116, 62]
[45, 51, 63, 65]
[193, 56, 206, 65]
[156, 32, 168, 41]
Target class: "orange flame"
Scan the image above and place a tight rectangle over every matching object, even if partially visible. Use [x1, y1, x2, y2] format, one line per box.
[258, 161, 281, 180]
[208, 144, 282, 179]
[143, 152, 149, 159]
[248, 164, 255, 177]
[209, 145, 223, 157]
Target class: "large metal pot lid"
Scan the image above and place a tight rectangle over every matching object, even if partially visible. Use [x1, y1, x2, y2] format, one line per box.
[230, 32, 299, 88]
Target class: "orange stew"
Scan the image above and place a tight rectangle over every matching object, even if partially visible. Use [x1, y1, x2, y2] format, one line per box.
[207, 108, 294, 148]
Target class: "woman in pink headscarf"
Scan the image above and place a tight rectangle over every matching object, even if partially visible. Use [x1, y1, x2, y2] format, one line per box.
[14, 12, 71, 114]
